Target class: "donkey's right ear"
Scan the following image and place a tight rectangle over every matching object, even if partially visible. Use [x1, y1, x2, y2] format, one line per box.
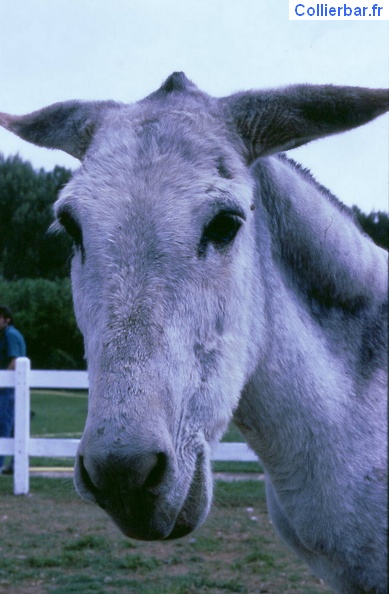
[0, 100, 119, 160]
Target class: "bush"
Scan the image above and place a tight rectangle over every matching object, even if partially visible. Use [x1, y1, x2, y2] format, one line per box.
[0, 277, 84, 369]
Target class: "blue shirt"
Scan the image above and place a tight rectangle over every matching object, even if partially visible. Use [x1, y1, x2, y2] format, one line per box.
[0, 326, 26, 369]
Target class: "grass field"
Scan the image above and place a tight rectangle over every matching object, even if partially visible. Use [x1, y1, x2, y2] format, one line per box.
[0, 391, 332, 593]
[0, 477, 331, 594]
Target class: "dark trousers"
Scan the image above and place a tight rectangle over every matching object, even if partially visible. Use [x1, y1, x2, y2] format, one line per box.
[0, 388, 15, 468]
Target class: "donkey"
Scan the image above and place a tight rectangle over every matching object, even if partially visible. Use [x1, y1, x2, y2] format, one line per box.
[0, 73, 387, 593]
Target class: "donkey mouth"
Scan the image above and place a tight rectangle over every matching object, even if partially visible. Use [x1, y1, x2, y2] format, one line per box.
[164, 452, 212, 540]
[113, 453, 211, 541]
[108, 497, 203, 542]
[74, 450, 212, 541]
[104, 496, 180, 541]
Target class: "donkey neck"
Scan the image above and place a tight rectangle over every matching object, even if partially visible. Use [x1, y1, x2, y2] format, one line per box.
[235, 155, 387, 488]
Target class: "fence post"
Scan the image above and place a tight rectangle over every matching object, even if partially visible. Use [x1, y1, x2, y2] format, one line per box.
[13, 357, 30, 495]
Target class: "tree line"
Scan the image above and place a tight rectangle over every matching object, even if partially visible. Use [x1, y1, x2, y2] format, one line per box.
[0, 155, 83, 369]
[0, 153, 388, 369]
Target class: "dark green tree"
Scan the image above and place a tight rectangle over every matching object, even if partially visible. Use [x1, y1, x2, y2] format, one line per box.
[0, 154, 73, 280]
[352, 206, 389, 251]
[0, 155, 83, 369]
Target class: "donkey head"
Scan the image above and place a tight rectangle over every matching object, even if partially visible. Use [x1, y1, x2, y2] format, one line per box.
[1, 73, 387, 539]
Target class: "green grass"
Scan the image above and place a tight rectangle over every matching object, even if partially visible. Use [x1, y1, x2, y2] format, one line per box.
[31, 390, 88, 437]
[28, 390, 87, 468]
[0, 477, 331, 594]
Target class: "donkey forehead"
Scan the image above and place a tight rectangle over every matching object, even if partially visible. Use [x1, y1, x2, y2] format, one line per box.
[90, 99, 243, 178]
[56, 102, 253, 220]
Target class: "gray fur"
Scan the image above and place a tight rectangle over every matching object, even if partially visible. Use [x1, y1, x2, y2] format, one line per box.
[1, 72, 387, 594]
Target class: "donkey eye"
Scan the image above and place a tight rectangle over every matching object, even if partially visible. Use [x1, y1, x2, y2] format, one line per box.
[203, 212, 243, 247]
[58, 210, 83, 249]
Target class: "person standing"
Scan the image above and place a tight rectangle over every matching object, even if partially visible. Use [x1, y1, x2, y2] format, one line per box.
[0, 305, 26, 474]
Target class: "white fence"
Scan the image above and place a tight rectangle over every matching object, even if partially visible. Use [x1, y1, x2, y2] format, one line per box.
[0, 358, 257, 495]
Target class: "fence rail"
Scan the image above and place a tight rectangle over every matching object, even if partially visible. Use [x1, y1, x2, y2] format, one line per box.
[0, 358, 257, 495]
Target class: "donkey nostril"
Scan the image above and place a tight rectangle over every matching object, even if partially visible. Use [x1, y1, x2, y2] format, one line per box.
[143, 452, 168, 490]
[74, 454, 106, 506]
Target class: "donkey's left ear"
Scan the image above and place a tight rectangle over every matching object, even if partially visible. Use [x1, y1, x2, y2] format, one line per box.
[221, 85, 389, 163]
[0, 100, 120, 160]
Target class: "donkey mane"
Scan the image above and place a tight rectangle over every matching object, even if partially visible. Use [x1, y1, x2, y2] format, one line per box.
[276, 152, 357, 219]
[256, 153, 386, 314]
